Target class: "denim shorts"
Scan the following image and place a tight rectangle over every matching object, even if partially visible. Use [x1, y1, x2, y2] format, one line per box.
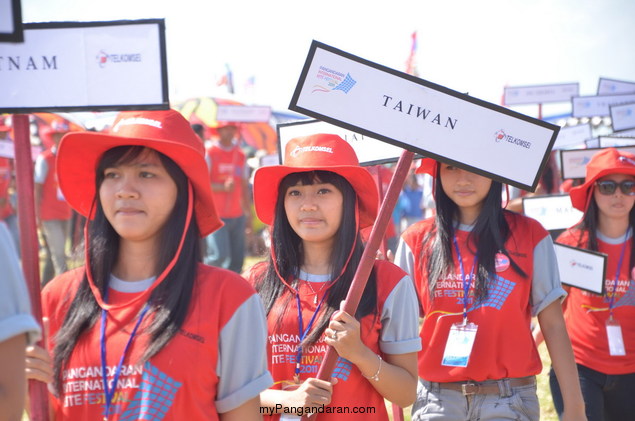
[412, 377, 540, 421]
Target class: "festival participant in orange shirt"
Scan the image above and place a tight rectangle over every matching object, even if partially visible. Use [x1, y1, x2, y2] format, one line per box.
[25, 110, 272, 420]
[394, 159, 586, 421]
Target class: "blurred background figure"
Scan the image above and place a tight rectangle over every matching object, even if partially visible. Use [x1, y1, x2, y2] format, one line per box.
[0, 116, 20, 254]
[204, 121, 252, 273]
[0, 221, 41, 421]
[399, 168, 425, 233]
[34, 118, 72, 284]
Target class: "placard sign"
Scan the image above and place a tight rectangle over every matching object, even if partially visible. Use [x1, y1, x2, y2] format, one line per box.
[553, 123, 592, 150]
[522, 194, 583, 231]
[278, 119, 412, 166]
[598, 136, 635, 148]
[0, 140, 41, 160]
[560, 146, 635, 179]
[554, 243, 607, 295]
[572, 94, 635, 118]
[503, 83, 579, 106]
[0, 0, 22, 42]
[290, 41, 559, 191]
[610, 102, 635, 132]
[0, 20, 168, 113]
[598, 77, 635, 95]
[217, 105, 271, 123]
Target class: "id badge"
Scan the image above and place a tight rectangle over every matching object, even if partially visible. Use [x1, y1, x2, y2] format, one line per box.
[606, 318, 626, 356]
[442, 322, 478, 367]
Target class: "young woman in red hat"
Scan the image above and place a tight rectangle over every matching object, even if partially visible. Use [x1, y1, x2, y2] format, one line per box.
[244, 134, 421, 420]
[543, 148, 635, 421]
[25, 110, 272, 420]
[394, 159, 586, 421]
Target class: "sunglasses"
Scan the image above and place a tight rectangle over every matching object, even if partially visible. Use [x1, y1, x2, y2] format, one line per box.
[595, 180, 635, 196]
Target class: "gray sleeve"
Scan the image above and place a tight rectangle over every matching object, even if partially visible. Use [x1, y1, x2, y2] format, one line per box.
[33, 154, 48, 185]
[0, 223, 42, 345]
[394, 238, 416, 281]
[215, 294, 273, 413]
[531, 234, 567, 316]
[379, 275, 422, 355]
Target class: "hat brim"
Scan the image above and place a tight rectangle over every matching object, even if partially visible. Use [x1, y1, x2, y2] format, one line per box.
[253, 165, 379, 228]
[415, 158, 438, 176]
[57, 132, 222, 237]
[570, 167, 635, 211]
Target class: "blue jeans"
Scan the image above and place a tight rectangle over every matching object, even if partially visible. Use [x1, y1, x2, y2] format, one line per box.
[204, 215, 246, 273]
[412, 377, 539, 421]
[549, 364, 635, 421]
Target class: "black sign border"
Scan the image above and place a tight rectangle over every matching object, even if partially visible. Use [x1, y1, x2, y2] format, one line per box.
[554, 242, 607, 295]
[0, 19, 169, 113]
[0, 0, 23, 43]
[289, 40, 559, 192]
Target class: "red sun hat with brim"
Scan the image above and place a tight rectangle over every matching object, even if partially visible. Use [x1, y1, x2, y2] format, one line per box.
[415, 157, 438, 176]
[57, 109, 222, 237]
[569, 147, 635, 212]
[253, 133, 379, 228]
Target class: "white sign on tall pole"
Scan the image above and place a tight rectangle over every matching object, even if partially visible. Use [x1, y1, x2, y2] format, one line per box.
[290, 41, 559, 191]
[0, 0, 22, 42]
[598, 77, 635, 95]
[0, 20, 169, 112]
[503, 83, 579, 106]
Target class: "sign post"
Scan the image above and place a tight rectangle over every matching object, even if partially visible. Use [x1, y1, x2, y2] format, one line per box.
[0, 20, 169, 419]
[290, 40, 557, 420]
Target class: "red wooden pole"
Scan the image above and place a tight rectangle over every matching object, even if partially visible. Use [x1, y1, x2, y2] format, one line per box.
[301, 150, 414, 420]
[13, 114, 50, 421]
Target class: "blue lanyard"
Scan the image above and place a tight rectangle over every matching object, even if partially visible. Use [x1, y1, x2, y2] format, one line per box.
[294, 284, 327, 380]
[100, 290, 150, 420]
[453, 236, 477, 323]
[608, 229, 630, 318]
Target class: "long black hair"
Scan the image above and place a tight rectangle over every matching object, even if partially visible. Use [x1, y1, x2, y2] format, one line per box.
[52, 146, 201, 394]
[572, 191, 635, 273]
[423, 166, 526, 300]
[253, 170, 377, 347]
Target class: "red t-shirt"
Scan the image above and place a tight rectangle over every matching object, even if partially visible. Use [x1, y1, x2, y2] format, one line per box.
[206, 144, 246, 219]
[557, 229, 635, 374]
[42, 264, 271, 420]
[245, 260, 420, 420]
[398, 212, 563, 382]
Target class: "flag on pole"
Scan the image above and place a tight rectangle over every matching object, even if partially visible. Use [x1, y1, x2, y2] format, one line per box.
[216, 63, 235, 94]
[405, 31, 418, 76]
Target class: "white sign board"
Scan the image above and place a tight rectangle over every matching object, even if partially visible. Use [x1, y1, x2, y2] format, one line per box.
[598, 136, 635, 148]
[0, 140, 41, 160]
[572, 94, 635, 118]
[503, 83, 579, 106]
[216, 105, 271, 123]
[278, 119, 412, 166]
[0, 0, 22, 42]
[598, 77, 635, 95]
[560, 146, 635, 179]
[610, 102, 635, 132]
[554, 243, 607, 295]
[290, 41, 558, 191]
[522, 194, 583, 231]
[553, 123, 592, 150]
[0, 20, 168, 112]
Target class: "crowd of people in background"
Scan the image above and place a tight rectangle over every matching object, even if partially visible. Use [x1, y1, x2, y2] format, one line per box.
[1, 110, 633, 421]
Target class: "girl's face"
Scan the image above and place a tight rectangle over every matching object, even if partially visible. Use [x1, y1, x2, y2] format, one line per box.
[593, 174, 635, 221]
[284, 180, 344, 247]
[99, 148, 178, 247]
[440, 164, 492, 223]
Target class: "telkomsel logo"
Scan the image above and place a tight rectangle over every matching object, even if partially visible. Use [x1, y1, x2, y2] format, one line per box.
[96, 50, 142, 68]
[494, 129, 532, 149]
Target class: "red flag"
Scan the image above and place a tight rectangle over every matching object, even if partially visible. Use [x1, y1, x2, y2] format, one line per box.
[405, 31, 418, 76]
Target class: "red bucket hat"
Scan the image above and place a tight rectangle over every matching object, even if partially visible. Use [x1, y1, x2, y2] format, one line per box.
[57, 109, 222, 237]
[253, 133, 379, 228]
[569, 148, 635, 212]
[415, 157, 438, 176]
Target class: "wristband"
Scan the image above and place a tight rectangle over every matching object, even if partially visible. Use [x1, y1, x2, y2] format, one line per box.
[362, 354, 382, 382]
